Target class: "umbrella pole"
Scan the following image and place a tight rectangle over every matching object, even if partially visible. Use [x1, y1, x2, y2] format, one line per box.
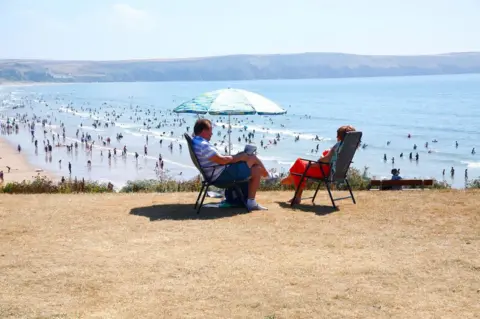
[228, 115, 232, 155]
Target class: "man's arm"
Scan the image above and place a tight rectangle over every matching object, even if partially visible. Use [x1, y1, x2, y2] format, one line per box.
[209, 152, 248, 165]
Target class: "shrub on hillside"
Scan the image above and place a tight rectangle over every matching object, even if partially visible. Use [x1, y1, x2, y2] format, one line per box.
[431, 180, 451, 189]
[0, 167, 454, 194]
[258, 167, 371, 191]
[120, 176, 202, 193]
[0, 176, 113, 194]
[466, 178, 480, 189]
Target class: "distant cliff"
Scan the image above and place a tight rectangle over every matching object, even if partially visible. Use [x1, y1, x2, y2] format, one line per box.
[1, 52, 480, 83]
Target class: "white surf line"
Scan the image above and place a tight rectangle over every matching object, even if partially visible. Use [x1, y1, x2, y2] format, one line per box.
[63, 137, 196, 170]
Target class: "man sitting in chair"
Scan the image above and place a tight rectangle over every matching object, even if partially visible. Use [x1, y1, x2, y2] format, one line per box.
[192, 118, 270, 211]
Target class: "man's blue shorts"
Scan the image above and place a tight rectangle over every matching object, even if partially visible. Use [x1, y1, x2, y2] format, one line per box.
[214, 162, 251, 184]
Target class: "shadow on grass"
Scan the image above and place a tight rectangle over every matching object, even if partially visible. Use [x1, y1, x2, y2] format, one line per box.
[276, 201, 338, 216]
[130, 203, 248, 221]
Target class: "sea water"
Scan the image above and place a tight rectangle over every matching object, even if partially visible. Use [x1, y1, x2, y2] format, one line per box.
[1, 74, 479, 189]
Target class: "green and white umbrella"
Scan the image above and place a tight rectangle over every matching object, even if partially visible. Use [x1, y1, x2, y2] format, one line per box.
[173, 88, 286, 153]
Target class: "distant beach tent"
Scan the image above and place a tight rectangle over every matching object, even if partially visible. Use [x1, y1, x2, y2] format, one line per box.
[173, 88, 287, 153]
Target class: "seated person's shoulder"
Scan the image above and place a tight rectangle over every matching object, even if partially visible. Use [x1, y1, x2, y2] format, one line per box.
[192, 136, 207, 147]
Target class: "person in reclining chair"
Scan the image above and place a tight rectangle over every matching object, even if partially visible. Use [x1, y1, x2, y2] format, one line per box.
[192, 118, 272, 211]
[281, 125, 357, 204]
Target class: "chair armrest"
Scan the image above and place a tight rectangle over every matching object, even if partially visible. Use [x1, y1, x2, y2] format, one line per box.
[298, 158, 331, 166]
[298, 158, 317, 163]
[209, 164, 228, 169]
[206, 163, 231, 181]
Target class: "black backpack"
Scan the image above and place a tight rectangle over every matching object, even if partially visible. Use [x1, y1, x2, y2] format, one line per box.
[224, 183, 249, 206]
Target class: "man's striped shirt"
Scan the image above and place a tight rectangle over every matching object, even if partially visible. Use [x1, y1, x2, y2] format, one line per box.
[192, 136, 225, 181]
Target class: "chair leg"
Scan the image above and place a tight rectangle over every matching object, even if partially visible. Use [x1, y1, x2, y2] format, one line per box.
[345, 178, 356, 204]
[291, 176, 306, 207]
[197, 185, 210, 214]
[234, 184, 250, 212]
[312, 181, 322, 204]
[194, 183, 206, 209]
[325, 181, 336, 209]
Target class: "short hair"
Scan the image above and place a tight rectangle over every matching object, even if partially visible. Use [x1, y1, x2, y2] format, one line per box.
[337, 125, 356, 141]
[194, 119, 212, 135]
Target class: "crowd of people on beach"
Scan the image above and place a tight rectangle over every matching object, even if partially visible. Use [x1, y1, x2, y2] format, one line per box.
[0, 93, 305, 184]
[0, 91, 477, 188]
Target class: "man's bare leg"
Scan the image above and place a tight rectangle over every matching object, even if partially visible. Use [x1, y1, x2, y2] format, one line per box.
[248, 165, 261, 199]
[246, 155, 269, 177]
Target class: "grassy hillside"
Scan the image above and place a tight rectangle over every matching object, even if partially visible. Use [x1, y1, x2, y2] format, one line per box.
[1, 190, 479, 318]
[1, 52, 480, 83]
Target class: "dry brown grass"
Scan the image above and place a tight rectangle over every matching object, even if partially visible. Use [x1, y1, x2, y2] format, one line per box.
[0, 190, 479, 319]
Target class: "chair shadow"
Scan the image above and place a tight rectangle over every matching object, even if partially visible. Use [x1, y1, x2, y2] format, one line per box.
[129, 203, 248, 221]
[276, 201, 339, 216]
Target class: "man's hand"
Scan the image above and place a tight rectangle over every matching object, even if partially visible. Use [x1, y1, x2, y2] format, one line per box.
[232, 152, 248, 163]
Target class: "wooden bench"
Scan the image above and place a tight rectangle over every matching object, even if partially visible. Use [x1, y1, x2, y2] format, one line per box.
[368, 179, 434, 190]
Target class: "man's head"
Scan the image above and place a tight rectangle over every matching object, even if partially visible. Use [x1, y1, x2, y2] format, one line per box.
[194, 118, 213, 140]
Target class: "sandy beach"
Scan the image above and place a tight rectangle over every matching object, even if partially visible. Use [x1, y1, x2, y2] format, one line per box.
[0, 190, 479, 318]
[0, 137, 54, 184]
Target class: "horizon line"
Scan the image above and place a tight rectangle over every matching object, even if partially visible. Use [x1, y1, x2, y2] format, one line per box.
[1, 51, 479, 63]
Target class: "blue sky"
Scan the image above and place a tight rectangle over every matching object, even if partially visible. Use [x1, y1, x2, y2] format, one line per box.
[0, 0, 479, 60]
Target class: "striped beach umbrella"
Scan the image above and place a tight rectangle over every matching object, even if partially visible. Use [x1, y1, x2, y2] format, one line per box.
[173, 88, 287, 116]
[173, 88, 286, 153]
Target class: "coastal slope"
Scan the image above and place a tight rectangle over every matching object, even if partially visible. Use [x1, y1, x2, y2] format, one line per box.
[1, 52, 480, 83]
[1, 190, 479, 318]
